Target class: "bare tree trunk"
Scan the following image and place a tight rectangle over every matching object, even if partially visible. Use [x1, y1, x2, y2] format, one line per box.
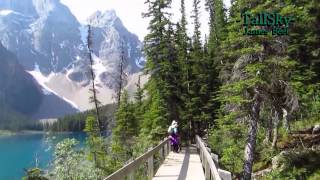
[87, 25, 102, 134]
[116, 41, 126, 107]
[282, 108, 290, 133]
[272, 109, 280, 148]
[243, 88, 262, 180]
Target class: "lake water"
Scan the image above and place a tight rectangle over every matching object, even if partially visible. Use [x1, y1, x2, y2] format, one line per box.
[0, 132, 86, 180]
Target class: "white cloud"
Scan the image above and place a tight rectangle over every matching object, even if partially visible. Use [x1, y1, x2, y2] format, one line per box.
[61, 0, 231, 41]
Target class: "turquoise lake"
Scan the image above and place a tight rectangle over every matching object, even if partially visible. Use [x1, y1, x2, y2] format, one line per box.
[0, 132, 86, 180]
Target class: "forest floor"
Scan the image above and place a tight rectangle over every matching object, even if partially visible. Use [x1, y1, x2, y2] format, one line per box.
[254, 118, 320, 179]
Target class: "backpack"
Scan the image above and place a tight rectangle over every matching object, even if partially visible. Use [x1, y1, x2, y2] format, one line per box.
[168, 126, 174, 134]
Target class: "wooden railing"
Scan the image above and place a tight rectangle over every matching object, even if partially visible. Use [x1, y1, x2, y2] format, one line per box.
[104, 138, 170, 180]
[196, 135, 232, 180]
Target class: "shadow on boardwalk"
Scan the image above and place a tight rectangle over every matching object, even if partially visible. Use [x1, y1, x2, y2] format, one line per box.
[153, 145, 205, 180]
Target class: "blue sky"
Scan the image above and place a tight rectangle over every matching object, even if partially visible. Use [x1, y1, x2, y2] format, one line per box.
[61, 0, 231, 41]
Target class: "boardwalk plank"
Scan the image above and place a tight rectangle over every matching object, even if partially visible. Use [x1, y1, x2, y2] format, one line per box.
[153, 146, 205, 180]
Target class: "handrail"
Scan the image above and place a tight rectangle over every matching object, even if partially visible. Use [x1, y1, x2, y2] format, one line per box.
[104, 138, 170, 180]
[196, 135, 222, 180]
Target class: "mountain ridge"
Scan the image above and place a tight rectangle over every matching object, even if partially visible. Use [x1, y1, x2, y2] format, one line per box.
[0, 0, 146, 118]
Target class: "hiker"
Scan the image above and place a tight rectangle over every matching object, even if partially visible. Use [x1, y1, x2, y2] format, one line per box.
[168, 120, 180, 152]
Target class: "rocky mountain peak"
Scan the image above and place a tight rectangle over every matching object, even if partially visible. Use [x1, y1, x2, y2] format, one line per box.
[32, 0, 57, 16]
[0, 0, 60, 17]
[87, 9, 118, 28]
[0, 1, 145, 116]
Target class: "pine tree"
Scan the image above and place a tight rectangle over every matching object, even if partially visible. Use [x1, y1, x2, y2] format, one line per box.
[115, 41, 127, 107]
[188, 0, 214, 135]
[176, 0, 192, 142]
[205, 0, 227, 61]
[205, 0, 227, 98]
[141, 0, 176, 141]
[112, 90, 138, 161]
[85, 25, 108, 170]
[287, 0, 320, 81]
[134, 75, 144, 129]
[187, 0, 202, 136]
[87, 25, 103, 133]
[213, 1, 308, 178]
[84, 115, 106, 168]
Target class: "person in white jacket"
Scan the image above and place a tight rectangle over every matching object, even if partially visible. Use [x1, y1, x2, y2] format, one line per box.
[168, 120, 180, 152]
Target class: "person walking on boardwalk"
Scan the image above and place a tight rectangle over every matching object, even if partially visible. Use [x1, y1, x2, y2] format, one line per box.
[168, 120, 180, 152]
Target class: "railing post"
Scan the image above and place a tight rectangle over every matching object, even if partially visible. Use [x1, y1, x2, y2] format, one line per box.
[147, 147, 154, 179]
[159, 146, 164, 160]
[205, 160, 210, 180]
[164, 141, 168, 156]
[128, 158, 135, 180]
[160, 138, 165, 159]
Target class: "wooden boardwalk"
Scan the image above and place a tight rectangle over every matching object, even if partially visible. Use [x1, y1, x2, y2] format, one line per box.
[153, 145, 205, 180]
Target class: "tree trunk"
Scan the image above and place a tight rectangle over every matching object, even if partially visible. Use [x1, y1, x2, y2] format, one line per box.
[117, 42, 126, 107]
[282, 108, 290, 133]
[272, 109, 280, 149]
[263, 110, 273, 144]
[243, 88, 262, 180]
[87, 25, 102, 134]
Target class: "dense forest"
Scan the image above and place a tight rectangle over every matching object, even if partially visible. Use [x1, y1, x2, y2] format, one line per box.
[24, 0, 320, 179]
[43, 103, 117, 132]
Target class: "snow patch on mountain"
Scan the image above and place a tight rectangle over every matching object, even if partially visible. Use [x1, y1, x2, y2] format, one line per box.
[27, 63, 80, 110]
[79, 25, 88, 45]
[60, 96, 80, 110]
[92, 53, 108, 86]
[0, 9, 13, 16]
[127, 42, 131, 58]
[27, 63, 54, 95]
[136, 57, 145, 69]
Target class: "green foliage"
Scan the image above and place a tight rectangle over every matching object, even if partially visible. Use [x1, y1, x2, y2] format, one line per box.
[22, 168, 48, 180]
[209, 0, 320, 178]
[50, 138, 104, 180]
[263, 168, 307, 180]
[84, 115, 107, 168]
[140, 84, 168, 142]
[309, 169, 320, 180]
[209, 115, 246, 174]
[111, 90, 138, 163]
[140, 0, 179, 146]
[38, 0, 320, 179]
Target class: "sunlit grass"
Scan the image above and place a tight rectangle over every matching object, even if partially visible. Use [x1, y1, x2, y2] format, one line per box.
[291, 118, 320, 132]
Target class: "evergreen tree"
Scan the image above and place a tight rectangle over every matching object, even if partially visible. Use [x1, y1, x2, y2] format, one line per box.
[87, 25, 103, 133]
[176, 0, 192, 142]
[115, 41, 127, 107]
[205, 0, 227, 113]
[205, 0, 227, 61]
[212, 0, 310, 178]
[84, 115, 106, 168]
[287, 0, 320, 81]
[141, 0, 176, 141]
[188, 0, 214, 134]
[134, 75, 144, 129]
[187, 0, 202, 135]
[112, 90, 138, 162]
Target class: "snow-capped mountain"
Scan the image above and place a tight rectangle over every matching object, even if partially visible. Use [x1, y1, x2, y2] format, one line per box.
[0, 0, 85, 74]
[85, 10, 145, 89]
[0, 0, 146, 117]
[0, 42, 78, 120]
